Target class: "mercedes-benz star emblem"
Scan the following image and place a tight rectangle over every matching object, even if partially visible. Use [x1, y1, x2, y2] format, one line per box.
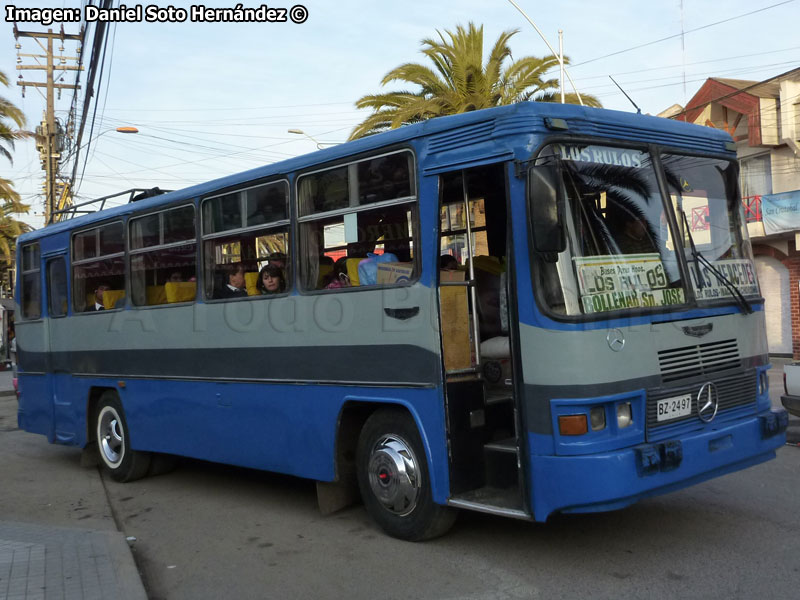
[607, 329, 625, 352]
[697, 382, 719, 423]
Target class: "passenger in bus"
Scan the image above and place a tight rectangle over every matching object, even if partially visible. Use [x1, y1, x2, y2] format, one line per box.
[257, 264, 286, 294]
[88, 283, 110, 311]
[616, 212, 658, 255]
[268, 253, 286, 270]
[324, 257, 351, 289]
[440, 254, 459, 270]
[168, 271, 183, 283]
[215, 263, 248, 298]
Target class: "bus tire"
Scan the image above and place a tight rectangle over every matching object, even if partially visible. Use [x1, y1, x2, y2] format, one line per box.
[94, 392, 151, 483]
[356, 408, 456, 541]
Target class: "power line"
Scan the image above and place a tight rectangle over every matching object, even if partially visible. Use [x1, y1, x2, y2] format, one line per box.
[571, 0, 798, 68]
[584, 60, 800, 96]
[100, 101, 355, 112]
[567, 46, 800, 83]
[76, 3, 114, 197]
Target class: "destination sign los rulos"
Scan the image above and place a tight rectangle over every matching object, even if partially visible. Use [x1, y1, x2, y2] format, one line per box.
[555, 144, 646, 169]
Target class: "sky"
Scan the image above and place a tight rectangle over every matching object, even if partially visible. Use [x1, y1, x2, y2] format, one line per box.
[1, 0, 799, 228]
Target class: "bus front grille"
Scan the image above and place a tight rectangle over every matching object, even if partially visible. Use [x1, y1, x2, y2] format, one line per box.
[657, 339, 740, 383]
[645, 370, 757, 442]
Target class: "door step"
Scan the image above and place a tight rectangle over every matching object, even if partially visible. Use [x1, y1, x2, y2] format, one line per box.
[485, 387, 513, 405]
[448, 486, 530, 519]
[484, 437, 517, 453]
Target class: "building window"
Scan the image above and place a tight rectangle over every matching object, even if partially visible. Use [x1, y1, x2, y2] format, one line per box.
[72, 222, 125, 311]
[298, 151, 417, 291]
[202, 180, 290, 299]
[739, 154, 772, 197]
[20, 244, 41, 319]
[129, 205, 197, 306]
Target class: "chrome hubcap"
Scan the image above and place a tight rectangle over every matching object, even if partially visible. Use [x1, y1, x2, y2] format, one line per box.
[367, 434, 420, 516]
[98, 407, 124, 466]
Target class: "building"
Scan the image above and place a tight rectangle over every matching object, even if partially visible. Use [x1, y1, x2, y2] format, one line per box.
[669, 67, 800, 357]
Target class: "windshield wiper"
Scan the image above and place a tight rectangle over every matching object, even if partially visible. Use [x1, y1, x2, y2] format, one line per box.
[679, 209, 753, 314]
[679, 208, 704, 291]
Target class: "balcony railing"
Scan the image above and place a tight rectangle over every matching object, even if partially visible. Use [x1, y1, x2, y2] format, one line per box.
[742, 195, 762, 223]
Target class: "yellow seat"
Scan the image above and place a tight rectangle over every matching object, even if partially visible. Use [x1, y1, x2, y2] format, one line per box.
[165, 281, 197, 303]
[102, 290, 125, 310]
[244, 272, 260, 296]
[470, 255, 505, 275]
[146, 285, 167, 305]
[345, 258, 362, 286]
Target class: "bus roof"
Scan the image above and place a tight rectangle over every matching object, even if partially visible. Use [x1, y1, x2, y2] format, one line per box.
[19, 101, 733, 243]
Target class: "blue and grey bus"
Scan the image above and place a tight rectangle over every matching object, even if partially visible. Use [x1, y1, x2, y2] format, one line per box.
[15, 102, 788, 540]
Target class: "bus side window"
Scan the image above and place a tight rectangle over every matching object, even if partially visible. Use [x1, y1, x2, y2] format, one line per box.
[130, 205, 197, 306]
[201, 180, 290, 300]
[298, 151, 417, 291]
[20, 244, 41, 320]
[47, 257, 68, 317]
[72, 222, 126, 312]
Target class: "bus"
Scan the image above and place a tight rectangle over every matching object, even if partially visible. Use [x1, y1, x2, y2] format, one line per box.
[15, 102, 788, 541]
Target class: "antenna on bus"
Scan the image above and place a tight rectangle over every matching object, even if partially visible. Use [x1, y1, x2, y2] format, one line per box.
[609, 76, 641, 114]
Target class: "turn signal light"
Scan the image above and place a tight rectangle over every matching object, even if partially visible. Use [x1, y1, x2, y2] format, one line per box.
[558, 414, 588, 436]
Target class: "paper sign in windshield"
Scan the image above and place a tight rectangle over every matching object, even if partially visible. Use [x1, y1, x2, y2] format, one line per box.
[574, 254, 684, 314]
[689, 259, 758, 300]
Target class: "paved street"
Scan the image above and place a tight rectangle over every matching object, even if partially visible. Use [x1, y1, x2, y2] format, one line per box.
[0, 370, 146, 600]
[1, 363, 798, 600]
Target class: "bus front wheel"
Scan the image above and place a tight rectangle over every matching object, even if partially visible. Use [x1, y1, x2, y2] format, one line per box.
[356, 408, 456, 541]
[94, 392, 151, 482]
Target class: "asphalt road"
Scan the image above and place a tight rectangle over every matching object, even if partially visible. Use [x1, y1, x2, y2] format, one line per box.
[3, 362, 798, 600]
[107, 445, 799, 600]
[110, 360, 799, 600]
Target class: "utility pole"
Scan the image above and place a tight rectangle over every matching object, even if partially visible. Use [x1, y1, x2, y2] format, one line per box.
[14, 24, 83, 225]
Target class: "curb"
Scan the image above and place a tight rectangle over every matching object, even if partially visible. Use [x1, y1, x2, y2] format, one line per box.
[0, 520, 148, 600]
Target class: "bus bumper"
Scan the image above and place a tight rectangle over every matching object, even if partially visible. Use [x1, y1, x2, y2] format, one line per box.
[528, 409, 788, 522]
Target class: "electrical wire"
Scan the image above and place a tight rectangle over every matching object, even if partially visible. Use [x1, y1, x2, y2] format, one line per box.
[571, 0, 798, 69]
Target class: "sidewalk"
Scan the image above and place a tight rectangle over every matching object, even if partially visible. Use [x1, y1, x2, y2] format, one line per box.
[0, 369, 147, 600]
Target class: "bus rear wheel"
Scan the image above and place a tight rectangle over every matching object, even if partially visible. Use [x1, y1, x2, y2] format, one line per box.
[94, 392, 151, 482]
[356, 408, 456, 541]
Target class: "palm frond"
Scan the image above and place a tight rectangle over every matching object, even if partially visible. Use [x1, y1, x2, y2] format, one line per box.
[350, 22, 603, 139]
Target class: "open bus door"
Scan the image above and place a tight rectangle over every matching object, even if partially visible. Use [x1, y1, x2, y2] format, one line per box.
[437, 163, 528, 518]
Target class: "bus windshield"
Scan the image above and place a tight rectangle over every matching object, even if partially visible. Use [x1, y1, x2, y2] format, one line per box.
[661, 152, 759, 304]
[534, 143, 758, 317]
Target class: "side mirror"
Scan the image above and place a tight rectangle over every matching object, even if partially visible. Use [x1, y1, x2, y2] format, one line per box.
[528, 165, 566, 255]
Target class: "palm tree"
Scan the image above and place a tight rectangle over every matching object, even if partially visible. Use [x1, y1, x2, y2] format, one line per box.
[1, 69, 27, 165]
[350, 23, 601, 140]
[0, 200, 32, 266]
[0, 69, 32, 269]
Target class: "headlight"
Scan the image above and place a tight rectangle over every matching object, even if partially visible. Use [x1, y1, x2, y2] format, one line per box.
[590, 406, 606, 431]
[617, 402, 633, 428]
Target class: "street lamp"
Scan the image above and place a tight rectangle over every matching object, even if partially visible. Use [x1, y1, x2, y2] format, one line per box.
[63, 125, 140, 163]
[52, 126, 140, 224]
[505, 0, 584, 106]
[287, 129, 331, 150]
